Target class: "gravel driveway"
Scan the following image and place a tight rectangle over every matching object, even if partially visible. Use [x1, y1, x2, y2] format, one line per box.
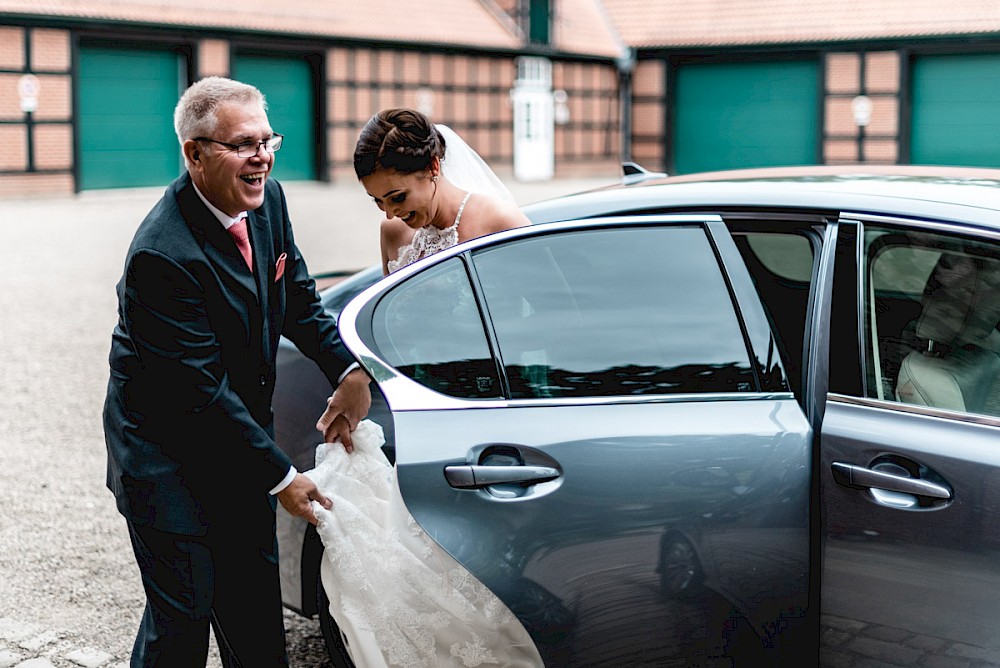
[0, 173, 612, 667]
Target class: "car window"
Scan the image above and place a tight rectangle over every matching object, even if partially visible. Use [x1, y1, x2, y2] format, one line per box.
[745, 233, 814, 282]
[730, 228, 817, 396]
[371, 258, 502, 399]
[472, 225, 757, 399]
[863, 225, 1000, 418]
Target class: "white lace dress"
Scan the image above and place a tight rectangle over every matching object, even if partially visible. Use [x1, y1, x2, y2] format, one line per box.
[386, 192, 471, 274]
[307, 193, 543, 667]
[307, 421, 543, 668]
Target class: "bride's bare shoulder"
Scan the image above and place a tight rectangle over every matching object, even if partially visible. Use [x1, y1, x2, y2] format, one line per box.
[472, 195, 531, 234]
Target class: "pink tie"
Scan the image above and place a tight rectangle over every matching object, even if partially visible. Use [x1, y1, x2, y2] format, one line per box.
[228, 217, 253, 271]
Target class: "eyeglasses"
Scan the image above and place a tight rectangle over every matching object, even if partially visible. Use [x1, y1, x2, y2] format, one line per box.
[193, 133, 283, 158]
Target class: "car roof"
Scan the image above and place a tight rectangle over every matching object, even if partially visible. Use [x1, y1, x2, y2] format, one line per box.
[523, 165, 1000, 230]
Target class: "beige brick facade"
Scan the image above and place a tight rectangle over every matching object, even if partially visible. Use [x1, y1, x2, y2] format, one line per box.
[0, 124, 26, 170]
[0, 26, 74, 195]
[33, 123, 73, 170]
[32, 73, 71, 121]
[320, 44, 618, 181]
[198, 40, 230, 78]
[0, 73, 23, 120]
[629, 59, 665, 171]
[30, 29, 70, 71]
[864, 50, 900, 93]
[0, 26, 25, 70]
[822, 50, 901, 165]
[825, 53, 860, 94]
[0, 1, 997, 194]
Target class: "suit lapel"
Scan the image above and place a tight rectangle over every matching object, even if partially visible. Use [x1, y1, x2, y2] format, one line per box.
[177, 178, 259, 304]
[247, 205, 275, 366]
[248, 208, 271, 296]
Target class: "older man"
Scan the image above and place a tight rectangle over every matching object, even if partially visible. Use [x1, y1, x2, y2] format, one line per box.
[103, 76, 370, 666]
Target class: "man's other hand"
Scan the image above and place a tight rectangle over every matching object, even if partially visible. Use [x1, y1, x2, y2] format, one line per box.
[315, 368, 371, 452]
[276, 473, 332, 526]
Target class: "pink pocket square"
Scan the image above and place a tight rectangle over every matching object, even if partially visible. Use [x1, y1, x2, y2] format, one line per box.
[274, 252, 287, 282]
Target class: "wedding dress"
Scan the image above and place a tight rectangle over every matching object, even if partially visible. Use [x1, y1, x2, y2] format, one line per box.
[307, 421, 543, 668]
[386, 191, 471, 274]
[305, 126, 543, 668]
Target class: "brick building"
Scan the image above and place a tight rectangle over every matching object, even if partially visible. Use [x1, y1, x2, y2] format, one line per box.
[614, 0, 1000, 175]
[1, 0, 999, 195]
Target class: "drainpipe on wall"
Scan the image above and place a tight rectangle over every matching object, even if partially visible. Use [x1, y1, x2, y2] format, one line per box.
[617, 47, 636, 166]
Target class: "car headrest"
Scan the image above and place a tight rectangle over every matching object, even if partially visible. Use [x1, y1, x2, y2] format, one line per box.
[916, 253, 1000, 352]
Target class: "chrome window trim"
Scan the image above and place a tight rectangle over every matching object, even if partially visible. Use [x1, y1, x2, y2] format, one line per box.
[841, 212, 1000, 243]
[829, 392, 1000, 428]
[834, 213, 1000, 427]
[357, 351, 795, 411]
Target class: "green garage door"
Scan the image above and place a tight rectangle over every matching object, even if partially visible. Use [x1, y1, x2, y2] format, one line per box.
[78, 45, 184, 190]
[911, 54, 1000, 168]
[673, 60, 819, 175]
[232, 55, 316, 181]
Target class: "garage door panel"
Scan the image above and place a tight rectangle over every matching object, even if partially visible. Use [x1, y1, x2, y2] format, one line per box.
[78, 45, 183, 190]
[674, 60, 819, 175]
[232, 54, 316, 181]
[911, 54, 1000, 168]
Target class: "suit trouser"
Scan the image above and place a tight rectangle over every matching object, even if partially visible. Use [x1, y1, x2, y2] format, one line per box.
[125, 503, 288, 667]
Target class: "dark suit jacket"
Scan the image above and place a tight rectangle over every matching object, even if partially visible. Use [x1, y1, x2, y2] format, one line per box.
[104, 172, 353, 536]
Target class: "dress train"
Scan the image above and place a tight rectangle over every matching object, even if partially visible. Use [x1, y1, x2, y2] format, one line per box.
[306, 420, 543, 668]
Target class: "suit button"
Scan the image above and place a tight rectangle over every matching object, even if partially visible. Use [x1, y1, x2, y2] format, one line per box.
[259, 376, 266, 386]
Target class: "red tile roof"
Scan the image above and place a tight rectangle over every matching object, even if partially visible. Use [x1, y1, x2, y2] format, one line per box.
[0, 0, 625, 57]
[0, 0, 522, 49]
[601, 0, 1000, 47]
[555, 0, 628, 58]
[5, 0, 993, 54]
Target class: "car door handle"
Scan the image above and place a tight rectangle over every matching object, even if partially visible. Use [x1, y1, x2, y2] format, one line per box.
[831, 462, 952, 500]
[444, 465, 561, 489]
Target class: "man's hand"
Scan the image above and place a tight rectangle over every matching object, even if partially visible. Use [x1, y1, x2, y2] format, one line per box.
[316, 368, 371, 452]
[276, 473, 332, 526]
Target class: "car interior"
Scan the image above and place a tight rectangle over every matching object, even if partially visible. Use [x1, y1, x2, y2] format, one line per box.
[729, 220, 1000, 421]
[728, 224, 818, 397]
[859, 227, 1000, 418]
[880, 250, 1000, 416]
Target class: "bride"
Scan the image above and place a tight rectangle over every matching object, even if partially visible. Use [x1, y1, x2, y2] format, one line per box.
[354, 108, 530, 276]
[306, 109, 538, 668]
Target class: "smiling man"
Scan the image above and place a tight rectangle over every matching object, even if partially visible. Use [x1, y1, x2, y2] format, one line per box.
[103, 77, 371, 666]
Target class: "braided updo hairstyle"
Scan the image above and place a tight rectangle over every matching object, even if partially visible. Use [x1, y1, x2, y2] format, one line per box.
[353, 108, 447, 179]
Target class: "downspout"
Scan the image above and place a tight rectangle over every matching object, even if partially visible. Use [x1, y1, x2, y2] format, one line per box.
[617, 47, 636, 164]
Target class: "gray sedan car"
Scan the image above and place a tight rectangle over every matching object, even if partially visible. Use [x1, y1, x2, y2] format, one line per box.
[276, 165, 1000, 666]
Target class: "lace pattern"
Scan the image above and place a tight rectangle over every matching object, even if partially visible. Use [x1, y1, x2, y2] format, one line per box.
[387, 192, 472, 274]
[307, 420, 543, 668]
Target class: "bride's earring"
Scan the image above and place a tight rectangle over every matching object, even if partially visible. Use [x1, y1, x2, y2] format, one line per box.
[431, 175, 439, 182]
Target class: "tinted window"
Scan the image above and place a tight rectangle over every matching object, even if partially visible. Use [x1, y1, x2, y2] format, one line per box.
[731, 229, 816, 395]
[473, 226, 756, 399]
[371, 258, 501, 399]
[863, 225, 1000, 418]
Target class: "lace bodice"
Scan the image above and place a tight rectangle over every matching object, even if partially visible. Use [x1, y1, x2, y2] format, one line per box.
[387, 192, 472, 273]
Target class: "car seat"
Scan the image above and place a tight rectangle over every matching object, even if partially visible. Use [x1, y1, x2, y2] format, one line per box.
[895, 253, 1000, 416]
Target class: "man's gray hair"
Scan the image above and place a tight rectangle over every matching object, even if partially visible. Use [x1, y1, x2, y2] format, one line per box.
[173, 76, 267, 146]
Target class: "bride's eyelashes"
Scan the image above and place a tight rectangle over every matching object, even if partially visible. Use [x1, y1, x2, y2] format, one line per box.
[370, 193, 407, 208]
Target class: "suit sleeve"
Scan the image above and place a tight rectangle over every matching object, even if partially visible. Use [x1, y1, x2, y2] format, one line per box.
[272, 184, 356, 385]
[122, 248, 292, 490]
